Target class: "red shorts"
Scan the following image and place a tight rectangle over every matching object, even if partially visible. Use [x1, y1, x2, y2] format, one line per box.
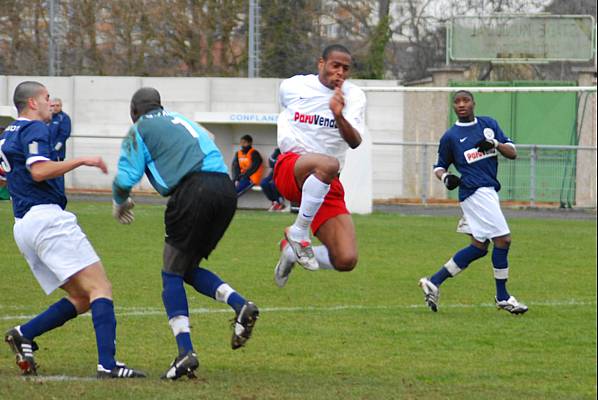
[273, 152, 349, 234]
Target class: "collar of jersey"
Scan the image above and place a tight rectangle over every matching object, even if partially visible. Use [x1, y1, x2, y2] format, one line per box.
[455, 117, 477, 127]
[140, 108, 165, 121]
[16, 117, 31, 121]
[314, 75, 335, 92]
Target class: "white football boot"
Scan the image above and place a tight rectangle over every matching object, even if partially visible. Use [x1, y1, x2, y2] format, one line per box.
[495, 296, 528, 315]
[284, 227, 318, 271]
[274, 239, 296, 288]
[418, 277, 440, 312]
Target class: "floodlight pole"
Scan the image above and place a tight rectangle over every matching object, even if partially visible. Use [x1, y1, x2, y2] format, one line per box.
[48, 0, 56, 76]
[248, 0, 261, 78]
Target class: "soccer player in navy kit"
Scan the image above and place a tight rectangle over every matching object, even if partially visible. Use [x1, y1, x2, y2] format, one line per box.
[1, 81, 145, 378]
[419, 90, 528, 315]
[112, 87, 259, 380]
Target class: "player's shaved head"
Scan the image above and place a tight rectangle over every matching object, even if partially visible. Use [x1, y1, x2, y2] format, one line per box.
[322, 44, 351, 60]
[13, 81, 46, 113]
[130, 87, 163, 122]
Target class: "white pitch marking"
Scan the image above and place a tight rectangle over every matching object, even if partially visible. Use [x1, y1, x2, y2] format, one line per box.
[0, 299, 595, 321]
[19, 375, 97, 382]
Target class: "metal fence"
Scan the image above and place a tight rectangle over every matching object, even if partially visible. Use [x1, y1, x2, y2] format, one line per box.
[372, 142, 597, 208]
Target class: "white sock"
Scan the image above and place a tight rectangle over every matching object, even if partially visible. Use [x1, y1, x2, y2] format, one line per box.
[215, 283, 235, 304]
[313, 245, 334, 270]
[168, 315, 190, 337]
[290, 175, 330, 240]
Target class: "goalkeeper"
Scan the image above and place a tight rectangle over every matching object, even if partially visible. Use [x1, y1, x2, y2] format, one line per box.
[112, 87, 259, 380]
[418, 90, 528, 315]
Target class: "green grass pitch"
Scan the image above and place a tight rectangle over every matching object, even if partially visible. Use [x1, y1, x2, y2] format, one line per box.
[0, 201, 596, 399]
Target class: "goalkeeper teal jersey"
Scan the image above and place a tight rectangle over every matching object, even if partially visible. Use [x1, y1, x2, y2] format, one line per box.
[112, 109, 227, 204]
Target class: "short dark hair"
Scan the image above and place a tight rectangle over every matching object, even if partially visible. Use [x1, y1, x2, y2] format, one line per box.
[322, 44, 351, 60]
[13, 81, 45, 113]
[240, 134, 253, 143]
[453, 90, 474, 101]
[131, 87, 162, 117]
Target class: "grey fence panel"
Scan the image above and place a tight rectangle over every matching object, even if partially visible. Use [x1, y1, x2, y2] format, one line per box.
[372, 142, 597, 208]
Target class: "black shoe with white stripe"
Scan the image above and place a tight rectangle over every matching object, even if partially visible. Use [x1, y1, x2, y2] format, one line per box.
[231, 301, 259, 350]
[97, 362, 147, 379]
[161, 351, 199, 380]
[5, 327, 38, 375]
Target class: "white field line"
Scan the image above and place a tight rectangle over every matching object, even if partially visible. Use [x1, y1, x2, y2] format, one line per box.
[16, 375, 98, 382]
[0, 299, 595, 322]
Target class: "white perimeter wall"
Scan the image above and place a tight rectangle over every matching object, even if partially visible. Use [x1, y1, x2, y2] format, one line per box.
[0, 76, 408, 214]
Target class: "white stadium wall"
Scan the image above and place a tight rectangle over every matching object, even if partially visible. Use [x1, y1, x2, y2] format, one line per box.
[0, 76, 407, 214]
[3, 75, 596, 208]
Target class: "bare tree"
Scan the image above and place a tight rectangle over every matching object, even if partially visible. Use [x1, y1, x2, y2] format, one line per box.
[0, 0, 49, 75]
[259, 0, 323, 78]
[103, 1, 152, 75]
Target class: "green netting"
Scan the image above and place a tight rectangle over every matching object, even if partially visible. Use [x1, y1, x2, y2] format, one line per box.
[447, 81, 579, 204]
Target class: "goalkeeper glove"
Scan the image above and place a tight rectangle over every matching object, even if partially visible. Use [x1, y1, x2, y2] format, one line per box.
[112, 198, 135, 224]
[441, 172, 461, 190]
[475, 138, 499, 152]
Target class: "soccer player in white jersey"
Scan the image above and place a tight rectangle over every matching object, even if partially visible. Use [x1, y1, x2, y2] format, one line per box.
[419, 90, 528, 315]
[273, 44, 366, 287]
[1, 81, 145, 378]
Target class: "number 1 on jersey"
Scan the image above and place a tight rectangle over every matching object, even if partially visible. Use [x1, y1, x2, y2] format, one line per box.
[171, 117, 198, 138]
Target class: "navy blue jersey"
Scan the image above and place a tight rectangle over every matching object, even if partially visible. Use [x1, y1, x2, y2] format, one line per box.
[0, 118, 66, 218]
[434, 116, 514, 202]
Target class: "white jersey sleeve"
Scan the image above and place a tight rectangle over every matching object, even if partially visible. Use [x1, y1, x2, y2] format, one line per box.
[277, 74, 366, 168]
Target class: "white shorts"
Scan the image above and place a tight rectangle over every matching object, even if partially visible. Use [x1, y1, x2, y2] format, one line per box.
[13, 204, 100, 295]
[457, 187, 510, 242]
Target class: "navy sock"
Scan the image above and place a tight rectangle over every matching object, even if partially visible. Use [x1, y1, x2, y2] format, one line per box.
[175, 333, 194, 356]
[493, 247, 510, 301]
[454, 245, 488, 268]
[227, 293, 247, 315]
[431, 245, 487, 287]
[184, 267, 224, 299]
[162, 271, 193, 355]
[430, 267, 452, 286]
[91, 298, 117, 370]
[184, 267, 246, 314]
[162, 271, 190, 319]
[20, 298, 77, 341]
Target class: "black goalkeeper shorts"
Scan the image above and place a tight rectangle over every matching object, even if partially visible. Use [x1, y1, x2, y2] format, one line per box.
[165, 171, 237, 263]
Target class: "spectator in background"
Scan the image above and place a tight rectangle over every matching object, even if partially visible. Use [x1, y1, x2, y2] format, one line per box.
[48, 98, 71, 161]
[260, 147, 286, 212]
[231, 134, 263, 197]
[0, 126, 7, 197]
[0, 125, 8, 197]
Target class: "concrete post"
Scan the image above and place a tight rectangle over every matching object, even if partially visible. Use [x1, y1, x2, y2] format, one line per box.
[572, 67, 597, 207]
[404, 67, 467, 201]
